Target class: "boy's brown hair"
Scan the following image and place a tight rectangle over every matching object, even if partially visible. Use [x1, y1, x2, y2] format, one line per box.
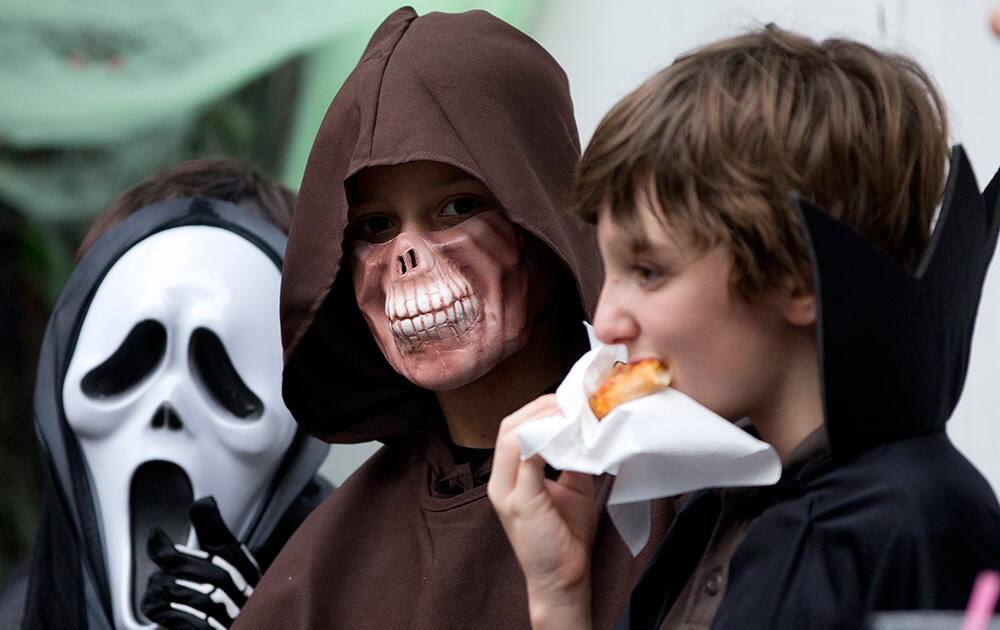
[575, 24, 949, 297]
[77, 157, 296, 260]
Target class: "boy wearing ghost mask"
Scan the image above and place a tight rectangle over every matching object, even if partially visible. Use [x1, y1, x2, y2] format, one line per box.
[16, 159, 331, 630]
[235, 8, 672, 630]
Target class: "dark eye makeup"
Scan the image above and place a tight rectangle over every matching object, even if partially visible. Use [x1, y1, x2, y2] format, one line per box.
[440, 196, 486, 218]
[346, 214, 399, 244]
[346, 195, 494, 244]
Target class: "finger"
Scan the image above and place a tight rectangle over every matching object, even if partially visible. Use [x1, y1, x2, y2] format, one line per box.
[142, 574, 222, 630]
[148, 528, 206, 573]
[166, 603, 228, 630]
[174, 579, 241, 621]
[148, 527, 176, 565]
[490, 395, 561, 499]
[509, 454, 549, 503]
[489, 421, 527, 500]
[551, 471, 595, 499]
[190, 498, 238, 548]
[146, 529, 252, 605]
[498, 394, 560, 436]
[190, 497, 260, 578]
[544, 472, 598, 520]
[208, 553, 254, 599]
[545, 475, 599, 545]
[142, 572, 240, 625]
[141, 606, 210, 630]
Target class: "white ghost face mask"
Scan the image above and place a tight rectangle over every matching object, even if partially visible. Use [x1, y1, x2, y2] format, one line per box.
[62, 225, 297, 630]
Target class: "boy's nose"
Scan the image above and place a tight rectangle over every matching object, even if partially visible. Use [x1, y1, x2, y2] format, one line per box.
[390, 233, 436, 278]
[592, 286, 639, 345]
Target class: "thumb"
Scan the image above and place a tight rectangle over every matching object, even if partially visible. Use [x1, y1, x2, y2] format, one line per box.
[190, 496, 261, 584]
[147, 527, 177, 565]
[189, 497, 239, 549]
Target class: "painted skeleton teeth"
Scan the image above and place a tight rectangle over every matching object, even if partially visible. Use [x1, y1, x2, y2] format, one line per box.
[440, 284, 453, 306]
[448, 277, 464, 300]
[386, 275, 483, 343]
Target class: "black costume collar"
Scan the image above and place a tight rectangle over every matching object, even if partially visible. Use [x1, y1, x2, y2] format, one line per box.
[797, 146, 1000, 457]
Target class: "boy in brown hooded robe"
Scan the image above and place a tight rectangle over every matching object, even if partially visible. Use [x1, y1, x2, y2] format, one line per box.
[234, 7, 672, 630]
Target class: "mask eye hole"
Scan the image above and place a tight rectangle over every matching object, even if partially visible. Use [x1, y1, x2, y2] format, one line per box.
[188, 328, 263, 419]
[82, 320, 166, 398]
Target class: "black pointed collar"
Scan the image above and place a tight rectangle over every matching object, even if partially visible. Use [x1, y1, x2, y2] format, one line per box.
[797, 146, 1000, 457]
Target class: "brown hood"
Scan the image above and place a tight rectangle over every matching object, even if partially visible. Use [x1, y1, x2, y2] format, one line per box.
[280, 6, 599, 443]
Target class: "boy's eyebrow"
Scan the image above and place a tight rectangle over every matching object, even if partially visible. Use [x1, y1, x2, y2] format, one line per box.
[624, 232, 652, 254]
[348, 198, 382, 213]
[434, 172, 483, 188]
[610, 209, 652, 254]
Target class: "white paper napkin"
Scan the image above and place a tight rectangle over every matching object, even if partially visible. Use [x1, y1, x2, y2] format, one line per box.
[516, 341, 782, 556]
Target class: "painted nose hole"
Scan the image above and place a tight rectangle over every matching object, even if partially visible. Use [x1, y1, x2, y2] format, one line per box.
[397, 249, 420, 274]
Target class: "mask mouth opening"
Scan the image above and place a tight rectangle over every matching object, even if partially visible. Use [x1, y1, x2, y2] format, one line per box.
[129, 459, 193, 623]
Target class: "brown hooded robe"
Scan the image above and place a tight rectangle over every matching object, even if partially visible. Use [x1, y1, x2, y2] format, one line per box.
[235, 8, 672, 629]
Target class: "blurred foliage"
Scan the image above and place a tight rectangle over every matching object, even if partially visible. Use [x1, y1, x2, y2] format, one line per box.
[0, 206, 51, 585]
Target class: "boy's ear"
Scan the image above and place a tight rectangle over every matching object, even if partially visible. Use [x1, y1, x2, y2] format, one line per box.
[778, 273, 816, 327]
[784, 293, 816, 327]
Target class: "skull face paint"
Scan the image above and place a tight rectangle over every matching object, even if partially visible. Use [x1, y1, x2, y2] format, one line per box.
[352, 209, 533, 391]
[62, 226, 296, 630]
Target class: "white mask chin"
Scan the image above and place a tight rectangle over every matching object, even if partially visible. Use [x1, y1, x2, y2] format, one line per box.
[62, 226, 296, 630]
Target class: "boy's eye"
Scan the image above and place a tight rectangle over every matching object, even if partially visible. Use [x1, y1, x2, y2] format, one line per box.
[348, 214, 398, 244]
[632, 264, 664, 286]
[440, 197, 483, 218]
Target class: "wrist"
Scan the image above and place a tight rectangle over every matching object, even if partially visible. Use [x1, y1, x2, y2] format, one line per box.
[526, 575, 592, 630]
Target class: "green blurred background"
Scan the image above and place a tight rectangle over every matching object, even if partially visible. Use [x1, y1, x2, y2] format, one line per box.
[0, 0, 540, 583]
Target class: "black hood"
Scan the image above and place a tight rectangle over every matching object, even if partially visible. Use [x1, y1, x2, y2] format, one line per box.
[799, 146, 1000, 457]
[22, 198, 329, 629]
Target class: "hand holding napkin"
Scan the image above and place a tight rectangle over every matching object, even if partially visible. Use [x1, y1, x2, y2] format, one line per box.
[515, 342, 781, 555]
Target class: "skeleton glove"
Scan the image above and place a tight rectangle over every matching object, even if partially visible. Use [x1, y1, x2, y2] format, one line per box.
[141, 497, 261, 630]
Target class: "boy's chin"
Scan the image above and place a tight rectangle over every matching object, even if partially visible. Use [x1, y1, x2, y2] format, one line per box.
[384, 331, 529, 392]
[402, 360, 493, 392]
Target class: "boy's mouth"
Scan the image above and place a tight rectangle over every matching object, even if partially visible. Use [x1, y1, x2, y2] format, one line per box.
[385, 279, 482, 343]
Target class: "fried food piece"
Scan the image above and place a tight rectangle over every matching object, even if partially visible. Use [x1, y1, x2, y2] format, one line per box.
[588, 358, 671, 420]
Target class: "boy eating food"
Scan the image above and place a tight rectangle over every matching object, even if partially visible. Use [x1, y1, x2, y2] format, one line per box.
[490, 25, 1000, 628]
